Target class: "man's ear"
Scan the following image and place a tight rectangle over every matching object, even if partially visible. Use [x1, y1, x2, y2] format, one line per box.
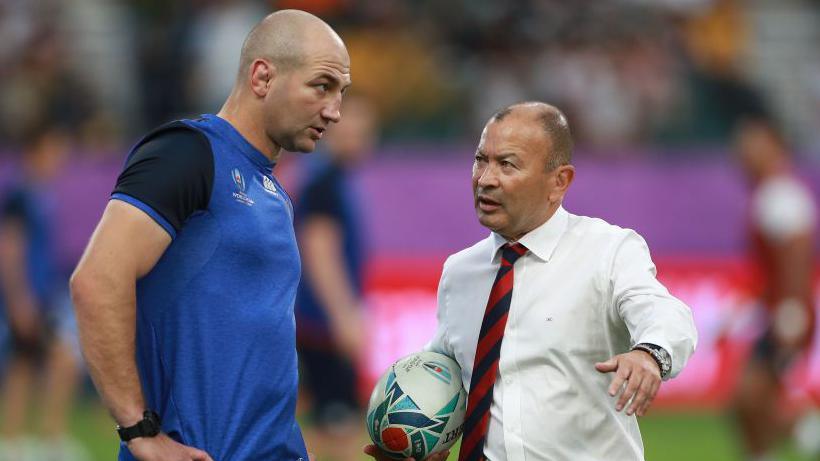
[249, 59, 276, 97]
[550, 164, 575, 203]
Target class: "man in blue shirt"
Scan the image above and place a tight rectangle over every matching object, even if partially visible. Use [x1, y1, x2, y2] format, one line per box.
[70, 9, 351, 461]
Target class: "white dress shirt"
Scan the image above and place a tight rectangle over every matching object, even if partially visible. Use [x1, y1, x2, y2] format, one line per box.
[426, 206, 697, 461]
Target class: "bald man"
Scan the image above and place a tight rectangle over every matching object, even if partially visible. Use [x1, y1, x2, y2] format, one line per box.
[70, 10, 350, 461]
[367, 102, 697, 461]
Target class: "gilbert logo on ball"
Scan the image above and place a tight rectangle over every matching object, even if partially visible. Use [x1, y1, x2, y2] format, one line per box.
[366, 351, 467, 460]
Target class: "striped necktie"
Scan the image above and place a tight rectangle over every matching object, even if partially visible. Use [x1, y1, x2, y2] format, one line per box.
[458, 242, 528, 461]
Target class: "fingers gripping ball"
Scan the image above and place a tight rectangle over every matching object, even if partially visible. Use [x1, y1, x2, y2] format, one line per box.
[366, 352, 467, 460]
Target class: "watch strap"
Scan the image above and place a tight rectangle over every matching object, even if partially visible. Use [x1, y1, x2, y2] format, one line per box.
[117, 410, 161, 442]
[632, 343, 672, 379]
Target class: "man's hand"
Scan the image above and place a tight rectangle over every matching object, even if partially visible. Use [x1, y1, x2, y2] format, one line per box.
[594, 350, 662, 417]
[363, 444, 450, 461]
[330, 307, 366, 363]
[127, 434, 214, 461]
[8, 302, 44, 345]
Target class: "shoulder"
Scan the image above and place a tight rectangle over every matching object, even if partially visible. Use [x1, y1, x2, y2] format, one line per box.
[753, 174, 817, 239]
[442, 235, 495, 273]
[566, 211, 638, 245]
[129, 121, 213, 164]
[1, 186, 28, 219]
[562, 211, 652, 271]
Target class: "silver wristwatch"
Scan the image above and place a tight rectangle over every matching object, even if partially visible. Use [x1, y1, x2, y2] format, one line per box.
[632, 343, 671, 379]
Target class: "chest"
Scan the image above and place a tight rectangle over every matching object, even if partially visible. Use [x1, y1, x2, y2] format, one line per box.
[445, 252, 614, 368]
[207, 161, 299, 272]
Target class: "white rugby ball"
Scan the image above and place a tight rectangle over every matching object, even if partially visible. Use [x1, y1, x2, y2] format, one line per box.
[366, 351, 467, 460]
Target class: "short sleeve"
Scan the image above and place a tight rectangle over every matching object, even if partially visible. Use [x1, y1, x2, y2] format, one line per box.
[1, 190, 26, 222]
[111, 123, 214, 239]
[299, 168, 343, 221]
[753, 177, 817, 242]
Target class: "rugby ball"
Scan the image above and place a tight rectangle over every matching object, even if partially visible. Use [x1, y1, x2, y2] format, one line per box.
[366, 351, 467, 460]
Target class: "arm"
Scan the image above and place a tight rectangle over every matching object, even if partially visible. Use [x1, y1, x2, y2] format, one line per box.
[70, 199, 171, 427]
[753, 178, 816, 348]
[595, 230, 697, 416]
[768, 230, 815, 349]
[424, 258, 455, 358]
[299, 215, 364, 360]
[0, 216, 41, 343]
[71, 200, 213, 461]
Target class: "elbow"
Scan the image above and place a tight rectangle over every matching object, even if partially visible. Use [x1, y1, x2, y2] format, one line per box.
[70, 267, 98, 314]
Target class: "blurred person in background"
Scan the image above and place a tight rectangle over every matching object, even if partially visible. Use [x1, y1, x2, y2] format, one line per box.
[0, 123, 88, 461]
[732, 116, 819, 461]
[70, 9, 349, 461]
[295, 93, 376, 460]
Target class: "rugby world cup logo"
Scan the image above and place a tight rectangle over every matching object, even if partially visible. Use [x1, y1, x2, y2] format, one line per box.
[422, 361, 452, 385]
[232, 168, 245, 192]
[231, 167, 254, 206]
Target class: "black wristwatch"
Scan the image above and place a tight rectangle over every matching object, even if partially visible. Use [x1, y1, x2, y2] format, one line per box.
[632, 343, 672, 379]
[117, 410, 162, 442]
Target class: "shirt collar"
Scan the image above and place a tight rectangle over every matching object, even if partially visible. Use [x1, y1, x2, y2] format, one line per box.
[490, 206, 569, 263]
[204, 114, 276, 173]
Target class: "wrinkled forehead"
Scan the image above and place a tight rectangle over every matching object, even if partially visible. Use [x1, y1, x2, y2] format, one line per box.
[479, 116, 549, 153]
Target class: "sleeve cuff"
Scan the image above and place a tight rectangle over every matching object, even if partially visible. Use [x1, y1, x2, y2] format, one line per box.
[111, 193, 177, 240]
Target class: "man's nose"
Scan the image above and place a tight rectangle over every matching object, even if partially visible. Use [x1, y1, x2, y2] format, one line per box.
[321, 96, 342, 123]
[476, 165, 499, 187]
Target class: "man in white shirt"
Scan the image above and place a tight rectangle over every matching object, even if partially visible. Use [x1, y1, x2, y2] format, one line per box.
[366, 101, 697, 461]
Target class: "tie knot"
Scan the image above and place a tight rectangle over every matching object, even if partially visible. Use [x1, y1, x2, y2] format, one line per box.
[501, 243, 527, 266]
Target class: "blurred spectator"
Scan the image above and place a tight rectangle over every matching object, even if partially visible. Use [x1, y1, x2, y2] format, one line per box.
[2, 0, 816, 152]
[131, 0, 195, 129]
[0, 23, 96, 149]
[295, 94, 377, 461]
[731, 116, 818, 461]
[186, 0, 268, 113]
[0, 123, 88, 461]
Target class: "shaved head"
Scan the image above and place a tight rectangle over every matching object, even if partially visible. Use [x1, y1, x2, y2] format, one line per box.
[490, 102, 573, 170]
[218, 9, 350, 160]
[238, 9, 343, 78]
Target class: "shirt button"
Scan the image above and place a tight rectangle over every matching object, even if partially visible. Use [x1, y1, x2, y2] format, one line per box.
[504, 376, 512, 385]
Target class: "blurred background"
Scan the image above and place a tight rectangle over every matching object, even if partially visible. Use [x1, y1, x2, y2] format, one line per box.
[0, 0, 819, 460]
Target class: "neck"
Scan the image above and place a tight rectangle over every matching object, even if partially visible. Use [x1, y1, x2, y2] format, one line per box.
[217, 93, 282, 163]
[501, 202, 561, 242]
[757, 156, 790, 182]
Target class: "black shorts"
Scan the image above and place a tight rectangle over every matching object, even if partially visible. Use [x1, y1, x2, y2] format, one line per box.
[751, 329, 805, 376]
[298, 343, 361, 428]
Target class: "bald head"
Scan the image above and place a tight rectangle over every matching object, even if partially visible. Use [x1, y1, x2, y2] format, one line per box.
[237, 9, 344, 80]
[490, 102, 573, 170]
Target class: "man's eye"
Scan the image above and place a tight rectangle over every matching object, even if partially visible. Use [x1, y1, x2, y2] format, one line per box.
[316, 83, 329, 92]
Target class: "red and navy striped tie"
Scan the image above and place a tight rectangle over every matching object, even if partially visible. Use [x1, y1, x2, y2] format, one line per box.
[458, 242, 528, 461]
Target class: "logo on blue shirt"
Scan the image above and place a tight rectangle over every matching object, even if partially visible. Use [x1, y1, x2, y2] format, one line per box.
[231, 168, 254, 206]
[262, 175, 279, 196]
[232, 168, 246, 192]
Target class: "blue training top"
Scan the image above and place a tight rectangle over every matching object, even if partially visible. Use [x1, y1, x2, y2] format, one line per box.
[295, 155, 366, 347]
[111, 114, 307, 461]
[1, 183, 60, 309]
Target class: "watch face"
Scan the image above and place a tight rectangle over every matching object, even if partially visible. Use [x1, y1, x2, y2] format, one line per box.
[657, 350, 672, 376]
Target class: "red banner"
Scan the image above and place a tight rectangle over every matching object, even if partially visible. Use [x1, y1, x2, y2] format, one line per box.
[361, 255, 820, 409]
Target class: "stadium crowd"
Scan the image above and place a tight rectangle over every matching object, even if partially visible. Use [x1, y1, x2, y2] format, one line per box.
[1, 0, 819, 153]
